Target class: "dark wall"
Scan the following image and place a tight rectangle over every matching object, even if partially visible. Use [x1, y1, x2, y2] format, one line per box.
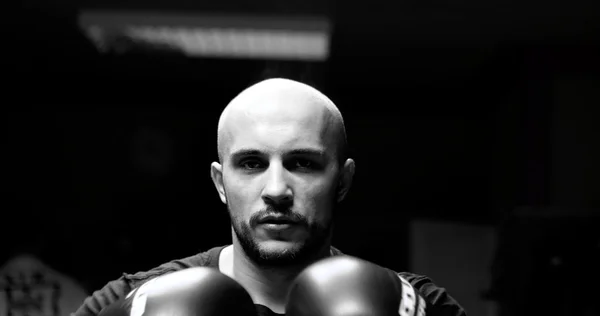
[2, 38, 498, 292]
[3, 6, 600, 311]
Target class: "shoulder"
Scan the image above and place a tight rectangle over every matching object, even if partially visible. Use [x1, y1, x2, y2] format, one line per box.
[397, 271, 467, 316]
[72, 246, 228, 316]
[123, 245, 225, 289]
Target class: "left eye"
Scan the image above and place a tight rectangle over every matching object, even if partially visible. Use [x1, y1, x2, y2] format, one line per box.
[295, 159, 313, 169]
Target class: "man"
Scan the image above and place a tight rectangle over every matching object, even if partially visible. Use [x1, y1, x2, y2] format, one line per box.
[73, 78, 466, 316]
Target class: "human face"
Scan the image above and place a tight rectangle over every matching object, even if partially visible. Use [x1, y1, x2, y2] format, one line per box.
[217, 103, 341, 267]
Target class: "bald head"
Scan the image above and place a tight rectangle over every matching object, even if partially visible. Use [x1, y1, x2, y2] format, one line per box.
[216, 78, 347, 165]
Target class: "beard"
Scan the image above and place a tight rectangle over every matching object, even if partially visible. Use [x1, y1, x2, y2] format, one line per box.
[227, 199, 335, 269]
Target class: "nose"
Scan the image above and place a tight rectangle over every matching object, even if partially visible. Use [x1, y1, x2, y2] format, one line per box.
[262, 163, 292, 205]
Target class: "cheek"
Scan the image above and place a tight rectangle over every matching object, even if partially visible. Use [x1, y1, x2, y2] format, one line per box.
[223, 178, 255, 218]
[300, 180, 337, 221]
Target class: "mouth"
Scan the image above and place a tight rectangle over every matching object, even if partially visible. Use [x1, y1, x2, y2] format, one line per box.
[258, 216, 298, 225]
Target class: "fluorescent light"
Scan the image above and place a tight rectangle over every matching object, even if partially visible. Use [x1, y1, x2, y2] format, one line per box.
[123, 26, 329, 60]
[78, 11, 332, 61]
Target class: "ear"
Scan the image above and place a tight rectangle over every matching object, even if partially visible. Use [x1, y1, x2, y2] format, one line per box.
[337, 158, 355, 202]
[210, 162, 227, 204]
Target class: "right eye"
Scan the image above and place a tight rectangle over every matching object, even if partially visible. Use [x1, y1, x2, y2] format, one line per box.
[240, 159, 264, 170]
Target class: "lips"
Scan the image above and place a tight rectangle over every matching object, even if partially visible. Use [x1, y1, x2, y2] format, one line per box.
[258, 215, 298, 225]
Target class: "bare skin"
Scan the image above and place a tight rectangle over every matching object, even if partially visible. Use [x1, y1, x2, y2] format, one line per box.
[211, 78, 355, 313]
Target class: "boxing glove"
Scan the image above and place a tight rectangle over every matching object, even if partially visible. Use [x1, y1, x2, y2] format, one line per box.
[98, 267, 257, 316]
[286, 256, 427, 316]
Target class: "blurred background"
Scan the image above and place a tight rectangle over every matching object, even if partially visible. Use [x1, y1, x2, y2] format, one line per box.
[2, 1, 600, 316]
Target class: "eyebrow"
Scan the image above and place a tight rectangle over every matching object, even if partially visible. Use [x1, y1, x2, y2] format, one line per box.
[288, 149, 327, 158]
[230, 149, 262, 160]
[230, 148, 327, 160]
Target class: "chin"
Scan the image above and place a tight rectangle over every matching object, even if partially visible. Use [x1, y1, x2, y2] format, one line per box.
[261, 238, 302, 247]
[252, 239, 311, 266]
[234, 221, 327, 267]
[258, 239, 303, 254]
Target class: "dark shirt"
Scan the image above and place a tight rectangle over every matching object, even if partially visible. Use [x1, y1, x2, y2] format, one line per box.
[72, 245, 466, 316]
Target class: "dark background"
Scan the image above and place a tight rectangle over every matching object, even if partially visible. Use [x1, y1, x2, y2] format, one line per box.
[3, 1, 600, 315]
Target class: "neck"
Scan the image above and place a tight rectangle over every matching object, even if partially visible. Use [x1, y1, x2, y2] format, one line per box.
[220, 240, 332, 314]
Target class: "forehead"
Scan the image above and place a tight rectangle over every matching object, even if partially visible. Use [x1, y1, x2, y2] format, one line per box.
[223, 95, 335, 157]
